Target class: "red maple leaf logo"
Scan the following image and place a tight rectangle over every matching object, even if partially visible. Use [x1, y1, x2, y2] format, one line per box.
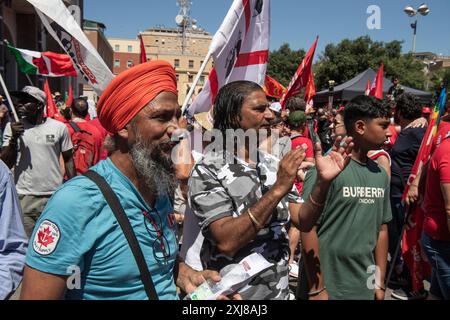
[37, 227, 55, 249]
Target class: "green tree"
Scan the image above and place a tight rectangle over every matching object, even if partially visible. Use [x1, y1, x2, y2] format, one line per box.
[313, 36, 427, 91]
[430, 68, 450, 97]
[267, 43, 305, 87]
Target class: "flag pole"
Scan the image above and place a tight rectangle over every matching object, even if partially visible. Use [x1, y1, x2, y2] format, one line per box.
[181, 51, 212, 116]
[25, 74, 35, 86]
[0, 72, 19, 122]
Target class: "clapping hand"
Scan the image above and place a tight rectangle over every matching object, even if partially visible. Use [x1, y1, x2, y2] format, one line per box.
[314, 136, 354, 183]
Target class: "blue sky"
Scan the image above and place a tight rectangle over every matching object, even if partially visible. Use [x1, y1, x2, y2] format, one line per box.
[85, 0, 450, 57]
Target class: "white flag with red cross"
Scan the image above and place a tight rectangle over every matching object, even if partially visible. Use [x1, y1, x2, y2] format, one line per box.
[187, 0, 270, 117]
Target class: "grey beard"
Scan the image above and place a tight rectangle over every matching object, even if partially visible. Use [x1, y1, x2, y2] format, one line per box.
[130, 136, 176, 197]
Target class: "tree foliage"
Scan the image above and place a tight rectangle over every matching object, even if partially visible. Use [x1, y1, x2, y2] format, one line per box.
[430, 68, 450, 98]
[313, 36, 427, 91]
[267, 43, 305, 87]
[267, 36, 440, 95]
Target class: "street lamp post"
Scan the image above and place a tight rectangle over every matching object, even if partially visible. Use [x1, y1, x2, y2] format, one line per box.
[404, 4, 430, 53]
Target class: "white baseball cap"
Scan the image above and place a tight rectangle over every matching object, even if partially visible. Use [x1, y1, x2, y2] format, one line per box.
[269, 102, 282, 114]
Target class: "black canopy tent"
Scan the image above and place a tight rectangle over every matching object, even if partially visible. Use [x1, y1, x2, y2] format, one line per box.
[313, 68, 433, 105]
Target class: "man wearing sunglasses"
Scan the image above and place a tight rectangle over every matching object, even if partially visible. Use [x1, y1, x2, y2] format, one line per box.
[1, 86, 75, 238]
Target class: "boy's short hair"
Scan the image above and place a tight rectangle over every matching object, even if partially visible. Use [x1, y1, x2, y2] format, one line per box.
[344, 95, 390, 134]
[395, 93, 422, 120]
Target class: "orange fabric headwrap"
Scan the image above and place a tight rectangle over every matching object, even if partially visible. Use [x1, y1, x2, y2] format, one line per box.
[97, 60, 178, 133]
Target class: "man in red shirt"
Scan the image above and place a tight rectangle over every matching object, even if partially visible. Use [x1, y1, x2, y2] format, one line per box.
[288, 111, 315, 193]
[431, 118, 450, 154]
[422, 136, 450, 300]
[66, 98, 104, 173]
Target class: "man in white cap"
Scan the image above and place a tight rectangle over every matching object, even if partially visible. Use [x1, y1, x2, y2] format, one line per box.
[1, 86, 75, 237]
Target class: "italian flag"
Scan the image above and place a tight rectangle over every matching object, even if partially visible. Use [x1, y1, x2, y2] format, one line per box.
[7, 44, 77, 77]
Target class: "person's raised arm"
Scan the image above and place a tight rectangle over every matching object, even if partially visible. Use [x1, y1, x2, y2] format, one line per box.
[206, 148, 306, 258]
[0, 122, 24, 169]
[291, 137, 354, 232]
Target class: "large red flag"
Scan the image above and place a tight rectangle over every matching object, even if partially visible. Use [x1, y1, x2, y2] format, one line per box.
[44, 79, 66, 123]
[280, 36, 319, 108]
[264, 75, 286, 99]
[401, 88, 447, 291]
[369, 64, 384, 99]
[139, 34, 147, 64]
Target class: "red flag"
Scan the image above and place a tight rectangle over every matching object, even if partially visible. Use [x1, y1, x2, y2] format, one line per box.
[65, 84, 73, 108]
[369, 64, 383, 99]
[280, 36, 319, 108]
[264, 75, 286, 99]
[44, 79, 66, 123]
[402, 89, 447, 202]
[401, 89, 447, 291]
[365, 79, 371, 96]
[304, 71, 316, 113]
[139, 34, 147, 64]
[401, 205, 431, 291]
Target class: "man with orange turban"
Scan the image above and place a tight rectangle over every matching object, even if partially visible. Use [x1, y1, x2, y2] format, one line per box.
[19, 61, 229, 300]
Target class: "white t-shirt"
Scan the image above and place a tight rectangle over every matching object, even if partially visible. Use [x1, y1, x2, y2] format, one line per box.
[179, 150, 205, 271]
[3, 118, 73, 195]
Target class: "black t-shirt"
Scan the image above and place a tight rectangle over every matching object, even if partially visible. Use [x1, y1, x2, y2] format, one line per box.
[390, 127, 427, 197]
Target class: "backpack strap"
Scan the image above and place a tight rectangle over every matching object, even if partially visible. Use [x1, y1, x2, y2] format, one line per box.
[83, 170, 159, 300]
[290, 133, 302, 140]
[69, 121, 81, 133]
[69, 121, 93, 135]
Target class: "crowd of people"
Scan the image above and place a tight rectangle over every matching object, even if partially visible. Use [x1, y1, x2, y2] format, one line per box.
[0, 60, 449, 300]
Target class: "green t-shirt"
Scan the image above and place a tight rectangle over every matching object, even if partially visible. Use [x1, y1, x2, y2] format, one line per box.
[302, 159, 392, 300]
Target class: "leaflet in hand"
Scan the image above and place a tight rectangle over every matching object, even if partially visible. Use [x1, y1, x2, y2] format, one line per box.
[188, 253, 273, 300]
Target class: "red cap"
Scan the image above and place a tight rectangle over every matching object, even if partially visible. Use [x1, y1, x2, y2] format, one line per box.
[422, 107, 431, 114]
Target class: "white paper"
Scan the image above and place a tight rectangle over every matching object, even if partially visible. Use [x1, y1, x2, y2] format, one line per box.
[188, 253, 273, 300]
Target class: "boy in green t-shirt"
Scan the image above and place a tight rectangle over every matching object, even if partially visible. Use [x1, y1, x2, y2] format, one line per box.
[300, 95, 393, 300]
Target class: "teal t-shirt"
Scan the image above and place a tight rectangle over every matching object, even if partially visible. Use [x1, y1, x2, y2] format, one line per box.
[302, 159, 392, 300]
[26, 158, 179, 300]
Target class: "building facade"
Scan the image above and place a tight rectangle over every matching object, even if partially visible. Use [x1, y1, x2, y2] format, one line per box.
[414, 52, 450, 71]
[108, 26, 213, 105]
[108, 37, 140, 75]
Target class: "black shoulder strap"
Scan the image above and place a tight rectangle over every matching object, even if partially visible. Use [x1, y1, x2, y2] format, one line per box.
[83, 170, 159, 300]
[69, 121, 93, 136]
[69, 121, 81, 133]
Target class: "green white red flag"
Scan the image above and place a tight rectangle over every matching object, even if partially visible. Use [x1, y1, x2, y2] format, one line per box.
[7, 44, 77, 77]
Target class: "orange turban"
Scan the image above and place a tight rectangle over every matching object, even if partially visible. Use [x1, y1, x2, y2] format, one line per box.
[97, 60, 178, 133]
